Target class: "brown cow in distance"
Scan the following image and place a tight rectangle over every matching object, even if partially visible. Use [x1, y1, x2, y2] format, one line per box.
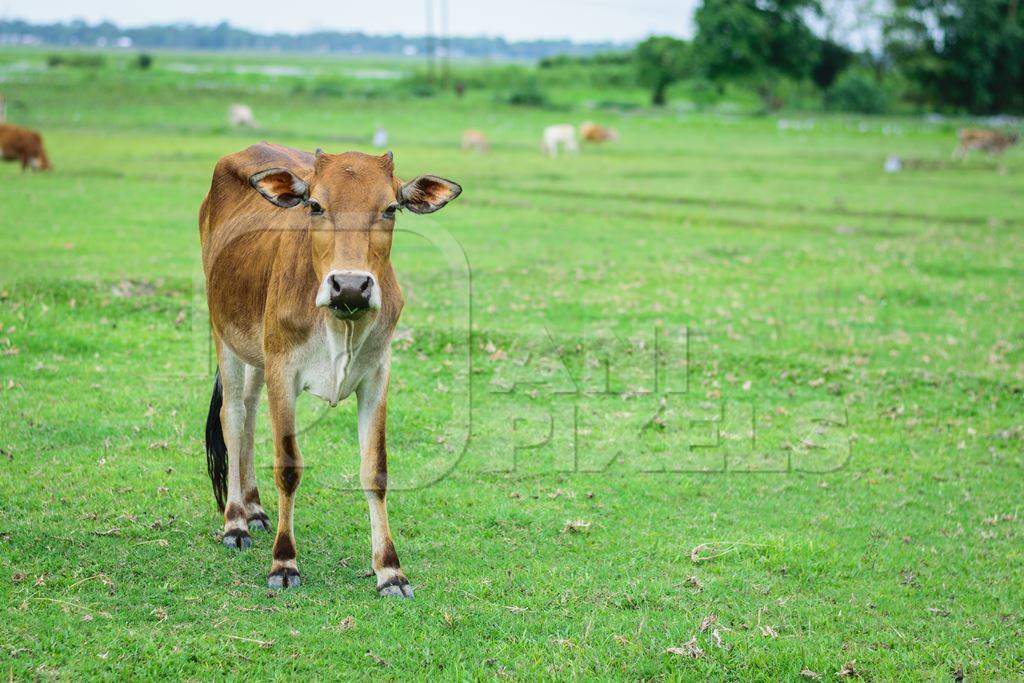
[0, 123, 51, 171]
[580, 121, 619, 144]
[461, 129, 489, 153]
[953, 128, 1020, 159]
[200, 143, 460, 596]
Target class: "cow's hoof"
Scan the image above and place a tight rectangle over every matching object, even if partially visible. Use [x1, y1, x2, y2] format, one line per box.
[247, 512, 272, 532]
[268, 568, 301, 589]
[377, 576, 413, 599]
[222, 529, 251, 550]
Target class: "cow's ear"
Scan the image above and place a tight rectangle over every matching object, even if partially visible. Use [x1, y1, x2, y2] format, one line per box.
[249, 168, 309, 208]
[399, 175, 462, 214]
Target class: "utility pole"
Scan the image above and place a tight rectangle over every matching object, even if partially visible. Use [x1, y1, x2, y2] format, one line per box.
[425, 0, 435, 83]
[440, 0, 450, 89]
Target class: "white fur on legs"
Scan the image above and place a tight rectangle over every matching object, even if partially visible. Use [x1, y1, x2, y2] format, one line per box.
[217, 344, 251, 549]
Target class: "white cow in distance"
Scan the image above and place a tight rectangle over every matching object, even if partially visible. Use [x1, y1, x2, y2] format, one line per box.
[542, 124, 578, 158]
[228, 103, 258, 128]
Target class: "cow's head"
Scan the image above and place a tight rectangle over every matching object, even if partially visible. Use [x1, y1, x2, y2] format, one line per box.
[29, 137, 51, 171]
[249, 150, 460, 321]
[30, 152, 51, 171]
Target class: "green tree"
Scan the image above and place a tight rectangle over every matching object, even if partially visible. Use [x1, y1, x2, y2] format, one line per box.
[812, 38, 854, 90]
[824, 70, 889, 113]
[634, 36, 690, 106]
[885, 0, 1024, 114]
[692, 0, 821, 106]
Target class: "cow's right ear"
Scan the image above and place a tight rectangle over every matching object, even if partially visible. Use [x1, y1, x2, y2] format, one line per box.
[249, 168, 309, 208]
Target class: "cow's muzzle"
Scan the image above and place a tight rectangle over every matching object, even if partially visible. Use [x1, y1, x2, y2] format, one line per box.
[316, 270, 378, 320]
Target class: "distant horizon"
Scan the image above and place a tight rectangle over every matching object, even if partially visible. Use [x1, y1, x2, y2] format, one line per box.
[0, 0, 697, 43]
[0, 17, 634, 47]
[0, 17, 642, 60]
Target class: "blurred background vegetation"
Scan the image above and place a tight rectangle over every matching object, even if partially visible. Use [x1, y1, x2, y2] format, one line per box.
[2, 0, 1023, 117]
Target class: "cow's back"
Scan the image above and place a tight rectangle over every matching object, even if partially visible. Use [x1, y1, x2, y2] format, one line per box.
[582, 124, 614, 142]
[0, 123, 40, 156]
[544, 124, 574, 142]
[958, 128, 1019, 154]
[202, 143, 312, 236]
[201, 143, 318, 360]
[959, 129, 989, 147]
[580, 122, 600, 141]
[201, 143, 314, 265]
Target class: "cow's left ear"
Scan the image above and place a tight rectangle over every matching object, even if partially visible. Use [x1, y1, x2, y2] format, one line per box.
[249, 168, 309, 208]
[399, 175, 462, 214]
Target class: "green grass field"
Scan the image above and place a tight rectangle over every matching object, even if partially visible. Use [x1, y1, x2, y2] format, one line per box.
[1, 50, 1023, 680]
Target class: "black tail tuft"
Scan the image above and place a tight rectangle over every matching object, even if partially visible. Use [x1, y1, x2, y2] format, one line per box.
[205, 369, 227, 512]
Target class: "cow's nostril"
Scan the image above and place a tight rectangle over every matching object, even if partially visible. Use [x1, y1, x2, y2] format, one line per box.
[325, 273, 375, 317]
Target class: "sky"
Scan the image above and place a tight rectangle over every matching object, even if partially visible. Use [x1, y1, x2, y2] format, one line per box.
[0, 0, 699, 43]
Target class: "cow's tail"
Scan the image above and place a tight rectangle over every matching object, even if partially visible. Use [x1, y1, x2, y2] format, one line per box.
[205, 368, 228, 512]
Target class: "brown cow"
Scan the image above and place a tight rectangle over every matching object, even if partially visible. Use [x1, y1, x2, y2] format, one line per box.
[0, 123, 51, 171]
[580, 121, 619, 144]
[200, 143, 461, 596]
[953, 128, 1020, 159]
[461, 129, 489, 153]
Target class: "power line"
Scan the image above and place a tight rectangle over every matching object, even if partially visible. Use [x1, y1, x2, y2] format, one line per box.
[425, 0, 435, 82]
[440, 0, 450, 88]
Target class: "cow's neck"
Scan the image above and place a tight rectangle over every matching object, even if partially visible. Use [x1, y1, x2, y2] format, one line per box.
[324, 317, 356, 396]
[293, 266, 399, 407]
[302, 313, 378, 406]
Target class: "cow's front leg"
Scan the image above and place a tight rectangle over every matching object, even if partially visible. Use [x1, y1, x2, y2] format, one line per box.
[239, 365, 271, 532]
[216, 344, 252, 550]
[265, 368, 302, 588]
[357, 359, 412, 598]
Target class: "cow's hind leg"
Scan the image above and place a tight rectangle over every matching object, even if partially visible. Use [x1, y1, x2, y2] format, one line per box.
[265, 368, 302, 588]
[216, 345, 252, 550]
[239, 365, 271, 532]
[357, 361, 412, 598]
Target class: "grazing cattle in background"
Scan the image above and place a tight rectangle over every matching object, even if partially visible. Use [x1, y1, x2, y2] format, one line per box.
[228, 103, 258, 128]
[542, 123, 578, 158]
[461, 129, 489, 153]
[200, 143, 460, 596]
[0, 123, 51, 171]
[580, 121, 619, 144]
[952, 129, 1020, 159]
[884, 155, 903, 174]
[373, 125, 389, 148]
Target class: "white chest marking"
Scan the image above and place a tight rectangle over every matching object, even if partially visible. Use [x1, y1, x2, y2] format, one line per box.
[300, 321, 351, 406]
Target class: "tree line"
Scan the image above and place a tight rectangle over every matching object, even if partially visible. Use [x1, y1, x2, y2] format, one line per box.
[0, 19, 621, 61]
[4, 4, 1022, 115]
[625, 0, 1024, 115]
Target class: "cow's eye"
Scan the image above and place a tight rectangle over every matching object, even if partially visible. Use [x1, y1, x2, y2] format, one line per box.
[382, 204, 399, 220]
[308, 200, 324, 216]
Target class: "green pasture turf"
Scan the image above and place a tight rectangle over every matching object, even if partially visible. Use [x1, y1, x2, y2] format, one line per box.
[1, 50, 1022, 680]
